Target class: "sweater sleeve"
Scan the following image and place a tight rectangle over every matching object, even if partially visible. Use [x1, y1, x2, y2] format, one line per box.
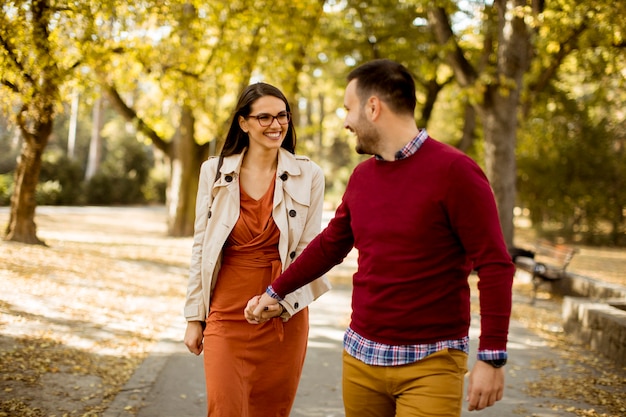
[272, 198, 355, 298]
[445, 156, 515, 351]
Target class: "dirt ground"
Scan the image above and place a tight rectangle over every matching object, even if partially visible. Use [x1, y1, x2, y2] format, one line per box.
[0, 206, 625, 417]
[0, 206, 189, 417]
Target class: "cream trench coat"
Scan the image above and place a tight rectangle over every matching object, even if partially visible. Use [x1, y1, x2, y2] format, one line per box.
[184, 148, 331, 322]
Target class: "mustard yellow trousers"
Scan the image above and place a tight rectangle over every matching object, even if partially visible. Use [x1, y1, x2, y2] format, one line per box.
[342, 348, 468, 417]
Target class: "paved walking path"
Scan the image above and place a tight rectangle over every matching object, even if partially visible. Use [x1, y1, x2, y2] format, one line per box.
[102, 279, 600, 417]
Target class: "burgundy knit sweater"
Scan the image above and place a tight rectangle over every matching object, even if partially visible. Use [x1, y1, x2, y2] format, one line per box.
[272, 138, 515, 351]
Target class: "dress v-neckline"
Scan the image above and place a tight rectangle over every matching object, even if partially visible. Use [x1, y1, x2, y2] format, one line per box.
[241, 176, 276, 203]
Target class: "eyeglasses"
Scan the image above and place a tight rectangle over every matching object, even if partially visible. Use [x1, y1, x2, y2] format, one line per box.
[247, 112, 291, 127]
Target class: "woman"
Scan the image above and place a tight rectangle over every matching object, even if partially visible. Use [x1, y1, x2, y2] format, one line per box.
[183, 82, 331, 417]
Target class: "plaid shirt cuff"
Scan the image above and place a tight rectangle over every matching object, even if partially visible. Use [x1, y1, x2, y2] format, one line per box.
[477, 350, 508, 361]
[266, 285, 284, 301]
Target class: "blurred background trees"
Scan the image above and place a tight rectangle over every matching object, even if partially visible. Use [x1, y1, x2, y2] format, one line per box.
[1, 0, 624, 245]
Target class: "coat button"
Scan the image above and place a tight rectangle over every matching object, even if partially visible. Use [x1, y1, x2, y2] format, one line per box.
[208, 211, 212, 219]
[289, 209, 296, 217]
[225, 175, 233, 182]
[290, 251, 296, 259]
[280, 173, 288, 181]
[294, 302, 299, 309]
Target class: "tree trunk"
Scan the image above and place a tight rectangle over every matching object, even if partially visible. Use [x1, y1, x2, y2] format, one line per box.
[103, 83, 215, 237]
[67, 89, 79, 159]
[4, 109, 53, 245]
[166, 105, 205, 237]
[85, 94, 104, 180]
[3, 0, 61, 245]
[483, 0, 531, 248]
[457, 103, 477, 152]
[481, 87, 518, 248]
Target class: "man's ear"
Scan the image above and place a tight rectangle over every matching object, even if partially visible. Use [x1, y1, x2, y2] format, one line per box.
[367, 96, 381, 121]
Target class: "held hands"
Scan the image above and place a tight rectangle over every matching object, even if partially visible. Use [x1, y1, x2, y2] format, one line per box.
[466, 360, 505, 411]
[244, 293, 281, 324]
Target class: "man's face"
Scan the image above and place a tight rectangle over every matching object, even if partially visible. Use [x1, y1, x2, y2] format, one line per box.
[343, 80, 380, 155]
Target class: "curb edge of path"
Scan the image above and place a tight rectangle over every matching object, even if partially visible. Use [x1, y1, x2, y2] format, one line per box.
[102, 321, 184, 417]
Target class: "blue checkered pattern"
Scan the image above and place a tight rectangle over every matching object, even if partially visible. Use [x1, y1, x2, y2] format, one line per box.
[344, 327, 470, 366]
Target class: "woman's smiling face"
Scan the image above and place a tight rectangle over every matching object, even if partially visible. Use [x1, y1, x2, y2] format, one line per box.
[239, 95, 289, 152]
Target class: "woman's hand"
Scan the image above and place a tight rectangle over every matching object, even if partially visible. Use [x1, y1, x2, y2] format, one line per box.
[245, 294, 281, 324]
[184, 321, 205, 355]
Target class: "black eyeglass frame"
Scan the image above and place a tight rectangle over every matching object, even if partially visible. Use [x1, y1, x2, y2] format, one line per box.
[246, 112, 291, 127]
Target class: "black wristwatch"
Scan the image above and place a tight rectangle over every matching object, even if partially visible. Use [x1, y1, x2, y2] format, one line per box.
[480, 358, 507, 368]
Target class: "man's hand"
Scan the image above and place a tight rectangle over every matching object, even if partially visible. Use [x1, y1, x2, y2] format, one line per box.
[184, 321, 204, 355]
[466, 360, 505, 411]
[244, 294, 281, 324]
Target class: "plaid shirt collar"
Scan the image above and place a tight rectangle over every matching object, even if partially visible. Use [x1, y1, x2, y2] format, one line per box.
[375, 129, 429, 161]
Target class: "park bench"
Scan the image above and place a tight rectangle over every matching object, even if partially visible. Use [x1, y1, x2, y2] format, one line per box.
[510, 240, 579, 304]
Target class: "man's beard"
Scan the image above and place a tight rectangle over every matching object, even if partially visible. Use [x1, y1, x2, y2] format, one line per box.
[354, 115, 379, 155]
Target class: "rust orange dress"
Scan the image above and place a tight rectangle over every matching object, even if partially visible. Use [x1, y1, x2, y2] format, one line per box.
[203, 178, 309, 417]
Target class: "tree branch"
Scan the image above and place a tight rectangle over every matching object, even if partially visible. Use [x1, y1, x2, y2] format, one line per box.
[523, 21, 587, 116]
[102, 82, 172, 155]
[529, 22, 587, 95]
[0, 33, 35, 87]
[199, 3, 248, 75]
[427, 7, 477, 87]
[416, 74, 454, 127]
[1, 79, 19, 93]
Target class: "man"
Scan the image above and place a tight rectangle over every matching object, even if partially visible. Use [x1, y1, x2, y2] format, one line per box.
[246, 59, 514, 417]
